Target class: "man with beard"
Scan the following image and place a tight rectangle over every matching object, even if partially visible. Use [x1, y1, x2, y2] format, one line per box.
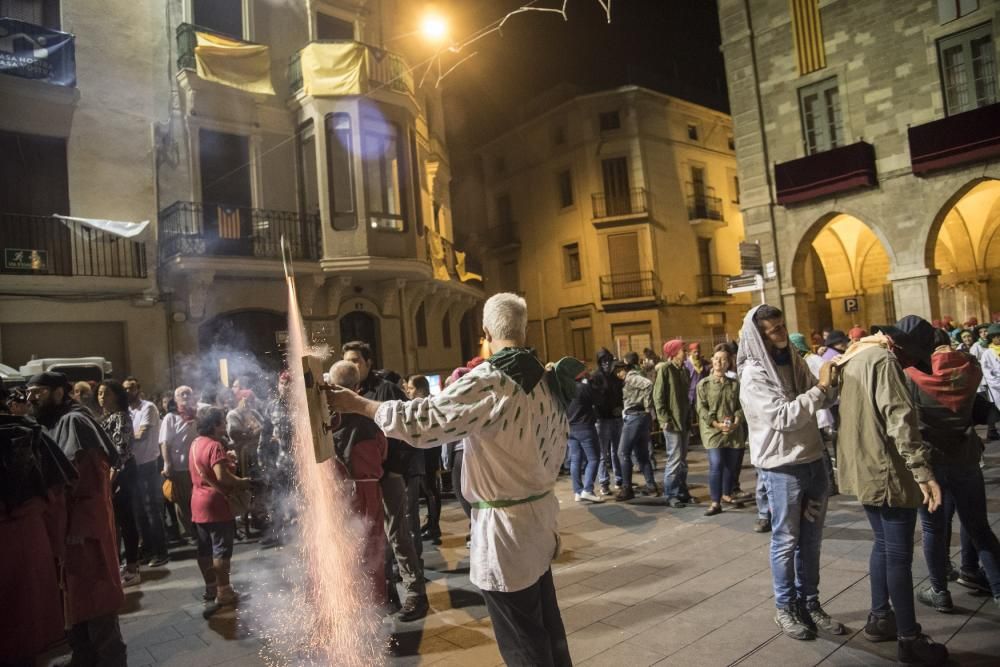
[27, 372, 127, 666]
[342, 341, 428, 621]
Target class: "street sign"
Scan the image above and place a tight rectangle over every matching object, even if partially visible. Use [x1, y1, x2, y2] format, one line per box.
[4, 248, 48, 271]
[844, 297, 859, 313]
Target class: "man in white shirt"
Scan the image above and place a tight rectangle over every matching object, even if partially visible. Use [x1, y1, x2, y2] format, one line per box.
[159, 385, 198, 541]
[329, 293, 572, 666]
[124, 377, 167, 566]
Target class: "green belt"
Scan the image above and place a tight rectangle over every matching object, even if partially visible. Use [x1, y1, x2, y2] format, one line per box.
[471, 490, 550, 510]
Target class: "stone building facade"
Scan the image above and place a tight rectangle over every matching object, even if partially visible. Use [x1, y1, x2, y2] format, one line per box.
[468, 85, 750, 362]
[718, 0, 1000, 334]
[1, 0, 482, 392]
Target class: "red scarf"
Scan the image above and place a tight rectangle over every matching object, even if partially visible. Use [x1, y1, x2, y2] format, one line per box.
[904, 348, 982, 413]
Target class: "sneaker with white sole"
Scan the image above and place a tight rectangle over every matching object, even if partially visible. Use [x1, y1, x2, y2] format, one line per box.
[574, 492, 581, 502]
[121, 570, 141, 588]
[579, 490, 603, 503]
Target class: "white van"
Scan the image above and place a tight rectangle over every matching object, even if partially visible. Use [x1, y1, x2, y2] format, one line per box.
[18, 357, 113, 384]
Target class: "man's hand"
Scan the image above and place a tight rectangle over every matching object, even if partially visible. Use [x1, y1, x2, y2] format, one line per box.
[325, 385, 381, 419]
[161, 465, 171, 479]
[920, 479, 943, 512]
[818, 362, 835, 389]
[803, 498, 823, 523]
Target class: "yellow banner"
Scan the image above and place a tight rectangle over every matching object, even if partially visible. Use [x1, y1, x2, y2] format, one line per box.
[427, 230, 451, 281]
[455, 250, 482, 283]
[299, 42, 366, 96]
[195, 31, 274, 95]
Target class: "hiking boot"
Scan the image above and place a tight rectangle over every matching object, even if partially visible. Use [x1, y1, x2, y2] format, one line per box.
[216, 588, 242, 607]
[614, 487, 635, 502]
[863, 611, 897, 642]
[754, 518, 772, 533]
[643, 483, 660, 497]
[773, 606, 815, 640]
[898, 632, 948, 665]
[396, 595, 429, 622]
[801, 600, 846, 635]
[917, 586, 954, 613]
[579, 490, 603, 503]
[956, 567, 990, 594]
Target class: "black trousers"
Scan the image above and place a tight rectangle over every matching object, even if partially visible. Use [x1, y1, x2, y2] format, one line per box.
[67, 613, 127, 667]
[480, 569, 572, 667]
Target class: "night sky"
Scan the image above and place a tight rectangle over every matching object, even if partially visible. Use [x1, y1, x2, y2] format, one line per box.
[440, 0, 729, 151]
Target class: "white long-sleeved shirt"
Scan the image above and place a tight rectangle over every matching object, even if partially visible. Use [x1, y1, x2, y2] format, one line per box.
[374, 360, 567, 592]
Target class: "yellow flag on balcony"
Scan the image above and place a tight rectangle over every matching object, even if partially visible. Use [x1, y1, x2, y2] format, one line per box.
[427, 229, 451, 281]
[455, 250, 482, 283]
[195, 31, 275, 95]
[299, 42, 367, 96]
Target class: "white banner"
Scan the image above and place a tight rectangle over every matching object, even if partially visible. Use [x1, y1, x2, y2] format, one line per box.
[54, 214, 150, 240]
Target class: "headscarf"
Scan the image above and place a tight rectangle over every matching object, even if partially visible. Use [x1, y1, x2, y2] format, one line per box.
[789, 332, 810, 355]
[686, 342, 703, 373]
[736, 305, 812, 398]
[662, 339, 684, 361]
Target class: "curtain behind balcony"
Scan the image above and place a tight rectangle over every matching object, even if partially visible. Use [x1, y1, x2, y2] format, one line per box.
[194, 31, 274, 95]
[299, 42, 366, 96]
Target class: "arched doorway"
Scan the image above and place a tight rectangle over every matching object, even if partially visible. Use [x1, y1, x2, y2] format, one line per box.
[793, 214, 894, 333]
[339, 311, 379, 365]
[929, 179, 1000, 322]
[197, 310, 287, 389]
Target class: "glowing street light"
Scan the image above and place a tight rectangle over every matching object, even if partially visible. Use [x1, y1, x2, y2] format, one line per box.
[420, 13, 448, 43]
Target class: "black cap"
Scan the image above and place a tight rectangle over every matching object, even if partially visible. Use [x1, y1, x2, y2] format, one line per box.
[871, 315, 935, 375]
[824, 330, 851, 348]
[27, 371, 71, 390]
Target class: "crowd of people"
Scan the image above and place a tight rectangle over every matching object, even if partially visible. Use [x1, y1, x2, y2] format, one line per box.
[3, 293, 1000, 667]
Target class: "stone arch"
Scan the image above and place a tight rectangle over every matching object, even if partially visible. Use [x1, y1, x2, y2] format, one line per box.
[790, 212, 894, 332]
[927, 178, 1000, 322]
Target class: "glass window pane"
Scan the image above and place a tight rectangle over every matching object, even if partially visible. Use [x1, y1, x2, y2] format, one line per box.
[325, 113, 356, 230]
[971, 34, 998, 107]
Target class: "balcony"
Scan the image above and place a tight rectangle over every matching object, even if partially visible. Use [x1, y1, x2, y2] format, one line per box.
[591, 187, 648, 224]
[174, 23, 273, 96]
[158, 201, 320, 265]
[599, 270, 660, 311]
[696, 273, 731, 300]
[0, 18, 76, 87]
[486, 223, 520, 251]
[774, 141, 877, 205]
[426, 232, 483, 285]
[0, 212, 146, 279]
[909, 102, 1000, 176]
[686, 184, 724, 223]
[289, 41, 413, 99]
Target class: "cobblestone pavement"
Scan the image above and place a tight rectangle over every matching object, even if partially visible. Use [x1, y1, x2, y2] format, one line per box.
[43, 438, 1000, 666]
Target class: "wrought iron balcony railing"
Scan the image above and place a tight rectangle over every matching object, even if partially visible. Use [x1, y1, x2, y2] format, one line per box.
[686, 185, 724, 222]
[289, 41, 412, 96]
[592, 187, 648, 219]
[158, 201, 320, 263]
[175, 22, 262, 71]
[599, 270, 660, 301]
[0, 212, 147, 278]
[696, 273, 730, 298]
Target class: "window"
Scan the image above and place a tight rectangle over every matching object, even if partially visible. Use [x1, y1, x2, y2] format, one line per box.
[563, 243, 581, 282]
[500, 259, 519, 293]
[0, 130, 68, 215]
[798, 77, 843, 154]
[938, 23, 997, 115]
[415, 303, 428, 347]
[1, 0, 60, 28]
[496, 193, 512, 227]
[600, 157, 631, 216]
[727, 134, 736, 151]
[697, 237, 713, 276]
[557, 169, 574, 208]
[442, 314, 452, 348]
[316, 12, 354, 39]
[325, 113, 356, 230]
[193, 0, 243, 38]
[570, 317, 593, 361]
[599, 111, 621, 132]
[296, 119, 319, 216]
[612, 322, 652, 359]
[732, 173, 741, 204]
[408, 127, 424, 235]
[938, 0, 979, 23]
[363, 118, 407, 231]
[687, 123, 699, 141]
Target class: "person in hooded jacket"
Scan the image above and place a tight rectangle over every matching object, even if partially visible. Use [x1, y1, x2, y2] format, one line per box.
[737, 305, 843, 642]
[907, 328, 1000, 614]
[979, 323, 1000, 441]
[592, 347, 625, 496]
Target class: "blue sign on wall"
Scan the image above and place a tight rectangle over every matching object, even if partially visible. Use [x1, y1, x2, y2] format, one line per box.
[0, 18, 76, 87]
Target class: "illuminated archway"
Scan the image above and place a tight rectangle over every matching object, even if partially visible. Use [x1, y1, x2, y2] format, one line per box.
[929, 179, 1000, 322]
[792, 214, 893, 333]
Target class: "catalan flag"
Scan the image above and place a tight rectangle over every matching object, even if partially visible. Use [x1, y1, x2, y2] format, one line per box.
[791, 0, 826, 75]
[217, 206, 242, 239]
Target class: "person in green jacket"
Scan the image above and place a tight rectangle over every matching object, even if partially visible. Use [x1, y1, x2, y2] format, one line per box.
[653, 339, 691, 507]
[697, 346, 745, 516]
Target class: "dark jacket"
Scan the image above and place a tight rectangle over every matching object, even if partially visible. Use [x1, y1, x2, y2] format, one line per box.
[361, 373, 414, 475]
[591, 349, 623, 420]
[566, 380, 596, 427]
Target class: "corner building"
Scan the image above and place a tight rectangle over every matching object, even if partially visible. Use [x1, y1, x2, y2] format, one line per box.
[472, 85, 749, 361]
[718, 0, 1000, 333]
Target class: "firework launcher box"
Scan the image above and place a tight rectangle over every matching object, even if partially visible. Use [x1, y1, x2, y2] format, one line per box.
[301, 355, 334, 464]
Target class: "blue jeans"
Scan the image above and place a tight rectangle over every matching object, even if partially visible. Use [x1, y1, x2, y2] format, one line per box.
[617, 413, 655, 490]
[755, 468, 770, 520]
[864, 504, 919, 638]
[132, 460, 168, 559]
[596, 417, 623, 487]
[919, 462, 1000, 596]
[662, 429, 689, 499]
[707, 448, 742, 503]
[568, 424, 600, 494]
[760, 459, 828, 609]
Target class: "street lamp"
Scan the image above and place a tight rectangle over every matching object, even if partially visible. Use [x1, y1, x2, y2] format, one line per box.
[420, 13, 448, 43]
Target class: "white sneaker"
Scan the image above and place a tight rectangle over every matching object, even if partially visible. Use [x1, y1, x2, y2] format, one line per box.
[579, 491, 604, 503]
[574, 493, 581, 502]
[121, 570, 141, 588]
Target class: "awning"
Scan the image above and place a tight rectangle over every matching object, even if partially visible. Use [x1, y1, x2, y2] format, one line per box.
[194, 31, 274, 95]
[54, 215, 150, 239]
